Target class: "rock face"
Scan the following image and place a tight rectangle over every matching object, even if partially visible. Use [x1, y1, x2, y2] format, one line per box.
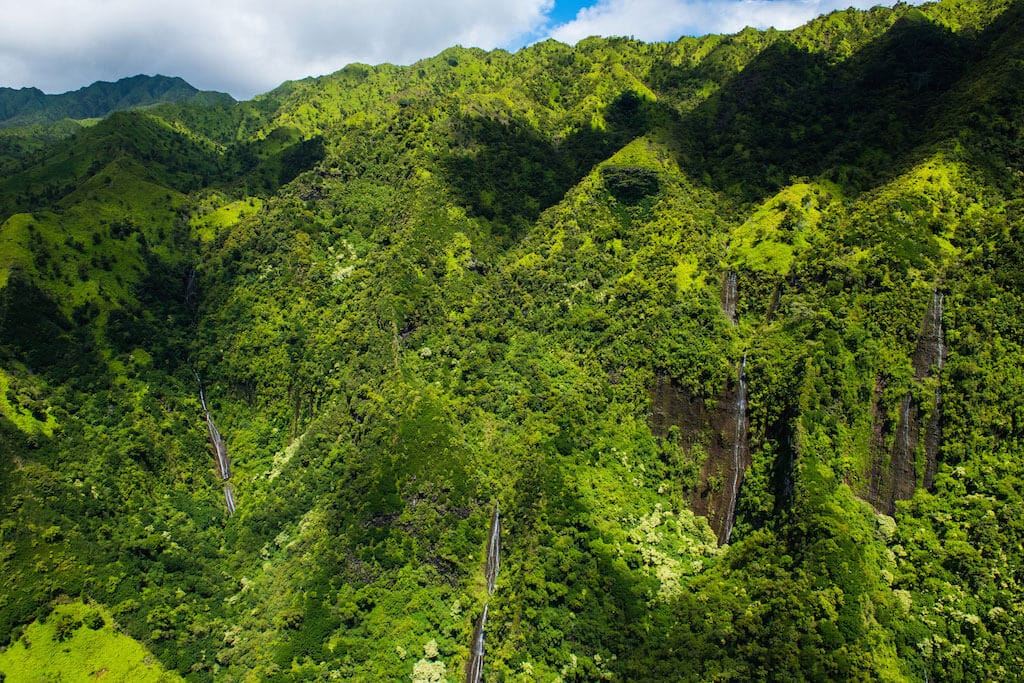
[649, 359, 749, 545]
[917, 292, 945, 491]
[863, 291, 945, 514]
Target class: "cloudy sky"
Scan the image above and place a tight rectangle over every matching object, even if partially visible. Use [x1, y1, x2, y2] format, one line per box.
[0, 0, 924, 100]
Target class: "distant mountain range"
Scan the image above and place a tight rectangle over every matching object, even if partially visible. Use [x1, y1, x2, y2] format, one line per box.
[0, 74, 234, 127]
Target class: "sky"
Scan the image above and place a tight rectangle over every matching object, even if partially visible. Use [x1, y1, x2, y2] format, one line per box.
[0, 0, 927, 100]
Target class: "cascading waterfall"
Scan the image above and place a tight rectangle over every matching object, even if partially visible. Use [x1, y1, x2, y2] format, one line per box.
[205, 407, 231, 480]
[723, 355, 747, 545]
[184, 266, 198, 309]
[467, 505, 500, 683]
[195, 372, 235, 515]
[466, 604, 488, 683]
[890, 383, 919, 507]
[883, 289, 947, 508]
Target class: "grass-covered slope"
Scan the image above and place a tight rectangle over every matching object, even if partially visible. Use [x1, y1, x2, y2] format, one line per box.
[1, 0, 1023, 680]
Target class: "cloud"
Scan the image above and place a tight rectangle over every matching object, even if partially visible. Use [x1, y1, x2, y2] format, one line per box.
[0, 0, 553, 99]
[549, 0, 923, 45]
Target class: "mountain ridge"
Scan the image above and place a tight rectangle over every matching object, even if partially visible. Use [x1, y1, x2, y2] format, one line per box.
[0, 74, 234, 127]
[1, 0, 1023, 680]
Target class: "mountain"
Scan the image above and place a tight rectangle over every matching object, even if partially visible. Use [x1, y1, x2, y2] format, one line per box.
[0, 75, 235, 179]
[0, 74, 234, 127]
[1, 0, 1023, 680]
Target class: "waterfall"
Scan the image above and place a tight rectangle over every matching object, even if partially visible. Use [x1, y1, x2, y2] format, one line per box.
[466, 604, 488, 683]
[195, 372, 235, 515]
[887, 290, 947, 504]
[467, 505, 500, 683]
[723, 354, 747, 544]
[184, 266, 198, 309]
[205, 410, 231, 481]
[898, 394, 913, 458]
[721, 271, 738, 324]
[889, 391, 918, 508]
[224, 483, 237, 515]
[924, 291, 944, 489]
[485, 505, 500, 595]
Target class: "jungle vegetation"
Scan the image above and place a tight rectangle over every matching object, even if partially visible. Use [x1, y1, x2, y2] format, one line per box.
[1, 0, 1023, 680]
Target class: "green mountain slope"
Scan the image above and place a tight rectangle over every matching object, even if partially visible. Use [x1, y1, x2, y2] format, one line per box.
[0, 75, 235, 181]
[2, 0, 1023, 680]
[0, 75, 234, 127]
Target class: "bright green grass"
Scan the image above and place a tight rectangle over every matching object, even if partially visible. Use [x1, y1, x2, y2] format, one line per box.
[0, 601, 183, 682]
[0, 210, 139, 318]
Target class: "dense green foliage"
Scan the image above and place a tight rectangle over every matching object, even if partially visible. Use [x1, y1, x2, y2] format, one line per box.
[2, 0, 1024, 680]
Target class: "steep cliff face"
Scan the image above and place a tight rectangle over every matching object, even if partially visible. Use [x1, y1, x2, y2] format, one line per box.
[916, 291, 945, 490]
[863, 290, 945, 513]
[649, 359, 749, 545]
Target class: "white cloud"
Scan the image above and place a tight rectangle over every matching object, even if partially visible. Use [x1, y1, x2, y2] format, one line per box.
[0, 0, 553, 99]
[0, 0, 932, 99]
[549, 0, 924, 45]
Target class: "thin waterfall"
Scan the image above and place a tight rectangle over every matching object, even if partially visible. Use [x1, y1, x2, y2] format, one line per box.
[466, 604, 488, 683]
[184, 266, 198, 309]
[924, 291, 944, 489]
[898, 394, 913, 458]
[723, 355, 747, 544]
[890, 391, 917, 508]
[199, 383, 231, 481]
[888, 289, 946, 505]
[485, 505, 500, 595]
[721, 271, 738, 324]
[224, 483, 237, 515]
[467, 505, 500, 683]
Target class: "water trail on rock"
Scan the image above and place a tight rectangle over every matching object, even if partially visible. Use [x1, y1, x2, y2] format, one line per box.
[195, 371, 235, 515]
[924, 291, 945, 489]
[723, 355, 747, 544]
[721, 271, 738, 324]
[467, 505, 500, 683]
[485, 505, 500, 595]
